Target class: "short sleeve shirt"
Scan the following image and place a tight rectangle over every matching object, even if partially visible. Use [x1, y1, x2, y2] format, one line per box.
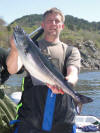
[38, 39, 81, 73]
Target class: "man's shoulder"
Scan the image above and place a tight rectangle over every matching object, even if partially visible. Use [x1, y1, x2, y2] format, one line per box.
[60, 43, 80, 60]
[60, 42, 73, 53]
[62, 43, 79, 53]
[60, 42, 73, 49]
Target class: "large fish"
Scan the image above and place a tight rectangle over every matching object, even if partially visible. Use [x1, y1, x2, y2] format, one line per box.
[13, 26, 93, 114]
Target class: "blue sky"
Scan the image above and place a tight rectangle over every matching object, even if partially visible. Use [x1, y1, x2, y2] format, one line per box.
[0, 0, 100, 24]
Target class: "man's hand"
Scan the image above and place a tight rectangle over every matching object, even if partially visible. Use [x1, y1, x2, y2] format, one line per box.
[66, 65, 78, 86]
[6, 36, 19, 74]
[46, 65, 78, 94]
[47, 84, 64, 95]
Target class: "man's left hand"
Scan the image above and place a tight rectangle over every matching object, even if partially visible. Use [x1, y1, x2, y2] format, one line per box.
[47, 84, 64, 95]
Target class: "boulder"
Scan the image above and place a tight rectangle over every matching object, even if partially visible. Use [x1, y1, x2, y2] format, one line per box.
[75, 40, 100, 70]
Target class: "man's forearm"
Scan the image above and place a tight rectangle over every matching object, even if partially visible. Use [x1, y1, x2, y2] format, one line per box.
[6, 50, 18, 74]
[66, 65, 79, 85]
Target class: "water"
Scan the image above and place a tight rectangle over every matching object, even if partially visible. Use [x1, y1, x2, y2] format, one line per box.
[3, 74, 23, 94]
[4, 71, 100, 118]
[76, 71, 100, 118]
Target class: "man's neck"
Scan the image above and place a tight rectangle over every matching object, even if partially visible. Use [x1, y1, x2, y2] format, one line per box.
[44, 36, 60, 44]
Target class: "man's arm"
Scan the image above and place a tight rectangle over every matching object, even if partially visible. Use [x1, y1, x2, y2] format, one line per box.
[47, 65, 78, 95]
[47, 47, 81, 94]
[65, 65, 78, 86]
[6, 36, 22, 74]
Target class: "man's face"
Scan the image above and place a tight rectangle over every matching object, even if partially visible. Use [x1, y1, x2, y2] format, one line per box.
[42, 13, 64, 37]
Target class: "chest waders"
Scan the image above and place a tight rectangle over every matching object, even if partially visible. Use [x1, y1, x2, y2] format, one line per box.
[10, 83, 76, 133]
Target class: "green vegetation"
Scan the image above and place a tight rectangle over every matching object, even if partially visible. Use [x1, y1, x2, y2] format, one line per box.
[0, 14, 100, 49]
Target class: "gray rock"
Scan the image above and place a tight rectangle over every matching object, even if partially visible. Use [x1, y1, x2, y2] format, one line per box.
[75, 40, 100, 70]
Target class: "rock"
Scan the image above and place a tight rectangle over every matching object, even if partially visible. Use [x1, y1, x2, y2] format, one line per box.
[75, 40, 100, 70]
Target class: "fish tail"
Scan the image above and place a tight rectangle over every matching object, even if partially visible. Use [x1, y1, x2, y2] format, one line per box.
[76, 93, 93, 104]
[75, 102, 82, 115]
[74, 93, 93, 114]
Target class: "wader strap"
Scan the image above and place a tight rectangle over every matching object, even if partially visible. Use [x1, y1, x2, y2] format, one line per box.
[14, 127, 19, 133]
[72, 124, 76, 133]
[42, 88, 56, 131]
[10, 120, 20, 133]
[62, 45, 73, 76]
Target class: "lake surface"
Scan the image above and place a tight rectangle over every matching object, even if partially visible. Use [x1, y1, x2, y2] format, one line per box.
[4, 71, 100, 118]
[76, 71, 100, 118]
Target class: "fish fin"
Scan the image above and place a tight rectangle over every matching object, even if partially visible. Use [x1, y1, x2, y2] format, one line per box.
[75, 93, 93, 104]
[74, 93, 93, 114]
[74, 101, 82, 115]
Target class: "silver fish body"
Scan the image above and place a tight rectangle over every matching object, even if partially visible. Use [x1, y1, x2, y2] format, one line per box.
[13, 26, 93, 114]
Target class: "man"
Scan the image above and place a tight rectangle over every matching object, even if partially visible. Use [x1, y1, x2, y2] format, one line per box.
[0, 48, 10, 84]
[6, 8, 81, 133]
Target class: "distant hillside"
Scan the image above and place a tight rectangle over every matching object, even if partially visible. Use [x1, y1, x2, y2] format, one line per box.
[10, 14, 42, 27]
[65, 15, 100, 31]
[0, 18, 10, 48]
[10, 14, 100, 31]
[1, 14, 100, 49]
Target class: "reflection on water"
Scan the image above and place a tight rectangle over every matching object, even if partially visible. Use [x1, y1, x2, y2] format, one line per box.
[4, 71, 100, 118]
[4, 74, 24, 96]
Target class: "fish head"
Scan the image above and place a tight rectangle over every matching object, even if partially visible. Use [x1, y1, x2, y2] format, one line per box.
[13, 26, 31, 52]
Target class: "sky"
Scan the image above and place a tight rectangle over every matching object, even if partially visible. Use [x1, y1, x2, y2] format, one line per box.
[0, 0, 100, 25]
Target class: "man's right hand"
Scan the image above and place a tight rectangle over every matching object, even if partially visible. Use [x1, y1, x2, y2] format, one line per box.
[47, 84, 64, 95]
[6, 36, 19, 74]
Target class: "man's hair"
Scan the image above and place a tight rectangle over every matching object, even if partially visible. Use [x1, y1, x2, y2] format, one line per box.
[43, 8, 65, 23]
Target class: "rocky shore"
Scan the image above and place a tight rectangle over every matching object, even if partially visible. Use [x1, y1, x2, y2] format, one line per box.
[75, 40, 100, 70]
